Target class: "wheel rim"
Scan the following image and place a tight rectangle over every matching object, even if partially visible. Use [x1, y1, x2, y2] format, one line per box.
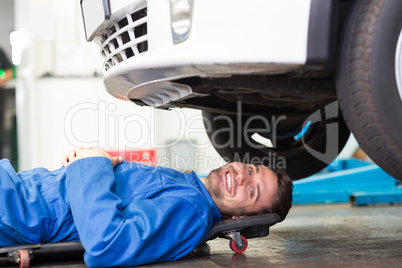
[248, 118, 327, 158]
[396, 28, 402, 102]
[203, 107, 350, 179]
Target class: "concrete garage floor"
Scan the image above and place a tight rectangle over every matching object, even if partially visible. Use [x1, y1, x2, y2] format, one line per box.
[22, 203, 402, 267]
[149, 203, 402, 268]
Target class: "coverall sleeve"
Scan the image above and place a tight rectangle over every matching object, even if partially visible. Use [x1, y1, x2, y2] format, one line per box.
[66, 157, 211, 267]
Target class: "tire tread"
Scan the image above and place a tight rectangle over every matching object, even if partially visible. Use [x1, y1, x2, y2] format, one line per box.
[337, 0, 402, 179]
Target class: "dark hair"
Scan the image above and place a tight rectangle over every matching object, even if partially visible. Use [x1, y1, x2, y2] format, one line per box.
[248, 168, 293, 222]
[269, 169, 293, 222]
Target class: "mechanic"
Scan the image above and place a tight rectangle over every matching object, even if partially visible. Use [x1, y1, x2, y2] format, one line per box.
[0, 147, 293, 267]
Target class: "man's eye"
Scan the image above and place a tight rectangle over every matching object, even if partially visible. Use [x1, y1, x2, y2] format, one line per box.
[248, 167, 252, 175]
[250, 187, 254, 197]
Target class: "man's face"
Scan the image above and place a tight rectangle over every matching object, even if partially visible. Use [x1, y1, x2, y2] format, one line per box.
[203, 162, 278, 218]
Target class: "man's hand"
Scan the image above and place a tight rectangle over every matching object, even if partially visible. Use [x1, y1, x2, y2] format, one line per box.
[62, 147, 123, 168]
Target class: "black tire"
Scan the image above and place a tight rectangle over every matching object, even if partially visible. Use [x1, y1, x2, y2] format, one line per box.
[337, 0, 402, 179]
[202, 103, 350, 180]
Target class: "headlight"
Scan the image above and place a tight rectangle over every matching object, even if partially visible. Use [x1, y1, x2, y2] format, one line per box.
[170, 0, 193, 44]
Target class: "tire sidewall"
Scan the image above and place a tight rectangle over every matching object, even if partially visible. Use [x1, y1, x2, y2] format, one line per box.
[370, 0, 402, 147]
[337, 0, 402, 179]
[203, 109, 350, 180]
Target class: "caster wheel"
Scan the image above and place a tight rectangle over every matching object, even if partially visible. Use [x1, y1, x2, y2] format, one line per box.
[18, 250, 30, 268]
[229, 235, 248, 253]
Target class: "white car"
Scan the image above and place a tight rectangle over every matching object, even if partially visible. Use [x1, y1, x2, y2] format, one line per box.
[80, 0, 402, 180]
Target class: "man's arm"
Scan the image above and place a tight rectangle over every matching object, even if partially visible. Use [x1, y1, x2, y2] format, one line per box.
[66, 157, 211, 267]
[62, 147, 122, 167]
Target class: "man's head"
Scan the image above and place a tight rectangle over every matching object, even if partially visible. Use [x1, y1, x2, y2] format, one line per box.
[200, 162, 293, 222]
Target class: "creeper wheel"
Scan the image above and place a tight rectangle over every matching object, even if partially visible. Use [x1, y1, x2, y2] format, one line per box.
[229, 235, 248, 253]
[18, 250, 30, 268]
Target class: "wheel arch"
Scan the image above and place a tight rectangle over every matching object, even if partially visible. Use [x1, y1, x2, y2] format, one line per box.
[306, 0, 355, 70]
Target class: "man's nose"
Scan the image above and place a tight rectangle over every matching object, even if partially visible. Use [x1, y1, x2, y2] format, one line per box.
[236, 168, 248, 186]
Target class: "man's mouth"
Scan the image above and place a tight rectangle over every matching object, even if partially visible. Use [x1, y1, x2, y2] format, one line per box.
[226, 171, 232, 194]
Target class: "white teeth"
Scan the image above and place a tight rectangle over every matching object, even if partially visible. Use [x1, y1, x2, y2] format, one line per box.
[226, 172, 232, 192]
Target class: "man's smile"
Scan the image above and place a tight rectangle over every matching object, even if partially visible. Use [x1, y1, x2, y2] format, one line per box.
[225, 170, 233, 195]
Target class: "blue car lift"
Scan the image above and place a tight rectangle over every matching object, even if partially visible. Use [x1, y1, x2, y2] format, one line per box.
[293, 159, 402, 206]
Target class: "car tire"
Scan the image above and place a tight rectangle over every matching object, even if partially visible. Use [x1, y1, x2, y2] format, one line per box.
[202, 104, 350, 180]
[336, 0, 402, 179]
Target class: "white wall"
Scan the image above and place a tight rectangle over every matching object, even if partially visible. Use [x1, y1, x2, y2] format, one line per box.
[14, 0, 105, 170]
[14, 0, 103, 78]
[0, 0, 14, 57]
[21, 78, 155, 170]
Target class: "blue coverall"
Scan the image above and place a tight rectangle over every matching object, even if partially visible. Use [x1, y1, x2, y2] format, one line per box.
[0, 157, 221, 267]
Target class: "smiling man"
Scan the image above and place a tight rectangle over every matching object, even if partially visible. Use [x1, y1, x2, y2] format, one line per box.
[201, 162, 292, 221]
[0, 148, 293, 267]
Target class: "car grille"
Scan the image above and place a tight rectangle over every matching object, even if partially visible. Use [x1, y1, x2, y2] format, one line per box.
[100, 7, 148, 71]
